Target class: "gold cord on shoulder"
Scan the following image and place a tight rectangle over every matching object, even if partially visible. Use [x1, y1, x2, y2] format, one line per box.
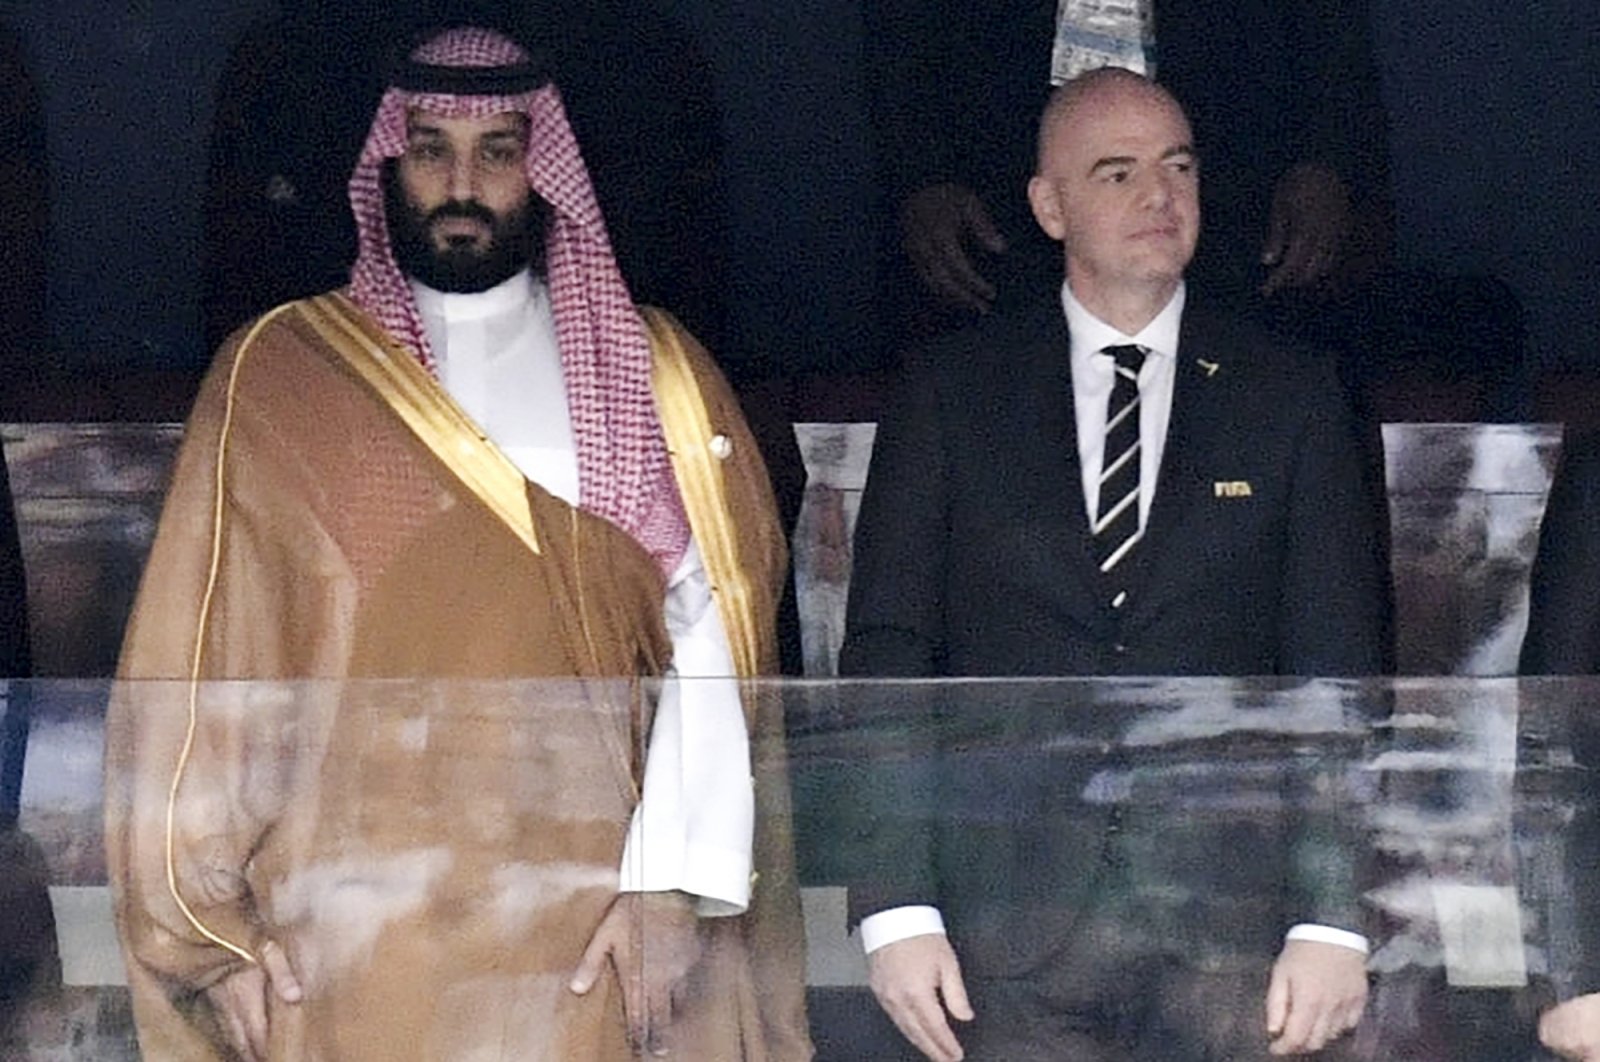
[163, 308, 302, 968]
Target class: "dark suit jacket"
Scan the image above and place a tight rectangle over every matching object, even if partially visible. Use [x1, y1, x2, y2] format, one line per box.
[0, 449, 26, 681]
[1519, 430, 1600, 994]
[1521, 430, 1600, 676]
[836, 292, 1387, 967]
[0, 450, 30, 830]
[842, 293, 1387, 681]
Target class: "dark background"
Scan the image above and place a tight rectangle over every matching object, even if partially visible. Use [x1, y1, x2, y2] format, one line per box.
[1, 1, 1595, 385]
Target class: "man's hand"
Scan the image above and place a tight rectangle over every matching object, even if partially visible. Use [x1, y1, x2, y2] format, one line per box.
[901, 183, 1008, 314]
[203, 939, 303, 1062]
[1260, 163, 1352, 297]
[1264, 939, 1367, 1055]
[1540, 993, 1600, 1060]
[570, 891, 703, 1056]
[866, 932, 974, 1062]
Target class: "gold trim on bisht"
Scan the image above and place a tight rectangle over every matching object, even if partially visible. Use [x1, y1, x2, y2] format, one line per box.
[297, 292, 541, 556]
[165, 304, 307, 969]
[642, 307, 763, 680]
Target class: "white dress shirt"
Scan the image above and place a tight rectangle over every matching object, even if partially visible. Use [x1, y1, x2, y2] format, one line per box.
[860, 281, 1367, 956]
[413, 270, 754, 915]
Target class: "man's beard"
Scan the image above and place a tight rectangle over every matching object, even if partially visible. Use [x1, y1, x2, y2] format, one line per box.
[384, 167, 550, 293]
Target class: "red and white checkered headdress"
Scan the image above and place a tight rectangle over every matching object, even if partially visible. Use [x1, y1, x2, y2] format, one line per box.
[347, 26, 688, 576]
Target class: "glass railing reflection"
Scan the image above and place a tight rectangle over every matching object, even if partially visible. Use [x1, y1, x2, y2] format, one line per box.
[3, 677, 1596, 1059]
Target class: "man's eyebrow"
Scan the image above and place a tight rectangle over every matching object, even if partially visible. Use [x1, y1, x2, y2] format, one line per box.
[1086, 145, 1196, 175]
[1087, 155, 1136, 175]
[406, 119, 444, 137]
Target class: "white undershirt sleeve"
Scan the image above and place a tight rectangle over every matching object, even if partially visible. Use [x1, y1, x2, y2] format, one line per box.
[618, 541, 755, 915]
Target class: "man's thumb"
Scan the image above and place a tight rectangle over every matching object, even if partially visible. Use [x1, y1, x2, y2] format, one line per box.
[570, 932, 610, 994]
[259, 940, 303, 1004]
[963, 196, 1007, 253]
[1264, 969, 1290, 1034]
[942, 964, 975, 1023]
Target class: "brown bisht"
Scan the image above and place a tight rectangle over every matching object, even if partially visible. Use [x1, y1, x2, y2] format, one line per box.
[105, 294, 812, 1060]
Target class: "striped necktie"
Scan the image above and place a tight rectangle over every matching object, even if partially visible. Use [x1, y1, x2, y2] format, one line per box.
[1094, 344, 1146, 598]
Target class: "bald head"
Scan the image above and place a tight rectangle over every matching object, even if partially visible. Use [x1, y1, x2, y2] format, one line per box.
[1036, 68, 1191, 175]
[1026, 66, 1200, 332]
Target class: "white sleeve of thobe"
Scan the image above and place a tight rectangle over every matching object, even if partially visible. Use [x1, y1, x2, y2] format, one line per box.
[618, 541, 755, 916]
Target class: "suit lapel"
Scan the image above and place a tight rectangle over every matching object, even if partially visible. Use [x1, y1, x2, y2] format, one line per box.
[1036, 313, 1100, 562]
[1026, 312, 1103, 597]
[1037, 315, 1094, 540]
[1038, 303, 1236, 623]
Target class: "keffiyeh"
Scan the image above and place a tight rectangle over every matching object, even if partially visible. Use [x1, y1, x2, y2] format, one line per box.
[347, 26, 689, 575]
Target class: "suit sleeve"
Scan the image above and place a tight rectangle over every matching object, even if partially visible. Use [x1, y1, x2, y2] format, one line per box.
[0, 449, 29, 678]
[1274, 358, 1388, 935]
[1522, 432, 1600, 989]
[836, 359, 950, 920]
[1277, 358, 1388, 677]
[840, 356, 950, 678]
[1521, 431, 1600, 675]
[1561, 765, 1600, 996]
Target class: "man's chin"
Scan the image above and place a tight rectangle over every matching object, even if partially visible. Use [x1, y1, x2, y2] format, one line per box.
[414, 252, 522, 294]
[1126, 249, 1193, 284]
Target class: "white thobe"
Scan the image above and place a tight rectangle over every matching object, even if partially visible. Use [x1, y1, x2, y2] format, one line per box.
[413, 270, 754, 914]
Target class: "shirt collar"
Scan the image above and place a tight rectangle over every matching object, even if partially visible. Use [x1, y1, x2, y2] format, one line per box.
[1062, 280, 1185, 368]
[411, 267, 538, 324]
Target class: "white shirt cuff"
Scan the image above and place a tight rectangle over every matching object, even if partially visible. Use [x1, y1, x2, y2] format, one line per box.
[680, 841, 752, 916]
[1285, 923, 1369, 955]
[860, 905, 947, 954]
[858, 912, 1365, 958]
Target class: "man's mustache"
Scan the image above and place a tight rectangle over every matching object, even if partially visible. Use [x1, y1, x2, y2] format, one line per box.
[427, 200, 498, 226]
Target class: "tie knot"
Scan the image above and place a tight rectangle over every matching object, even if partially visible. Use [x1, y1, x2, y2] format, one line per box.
[1102, 343, 1146, 375]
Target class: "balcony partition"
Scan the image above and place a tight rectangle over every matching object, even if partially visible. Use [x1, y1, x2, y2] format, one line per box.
[3, 676, 1593, 1059]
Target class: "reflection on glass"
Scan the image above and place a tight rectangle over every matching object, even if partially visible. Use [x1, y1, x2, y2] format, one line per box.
[4, 678, 1599, 1058]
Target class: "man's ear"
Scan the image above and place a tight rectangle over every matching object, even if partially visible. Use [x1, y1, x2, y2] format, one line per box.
[1028, 175, 1067, 241]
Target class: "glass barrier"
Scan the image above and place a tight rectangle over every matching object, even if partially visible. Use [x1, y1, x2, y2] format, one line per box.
[3, 677, 1595, 1060]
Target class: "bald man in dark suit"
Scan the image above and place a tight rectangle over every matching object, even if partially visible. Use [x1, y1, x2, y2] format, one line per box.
[842, 71, 1387, 1061]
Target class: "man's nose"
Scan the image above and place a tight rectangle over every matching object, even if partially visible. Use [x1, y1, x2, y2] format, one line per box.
[448, 155, 478, 201]
[1140, 170, 1173, 209]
